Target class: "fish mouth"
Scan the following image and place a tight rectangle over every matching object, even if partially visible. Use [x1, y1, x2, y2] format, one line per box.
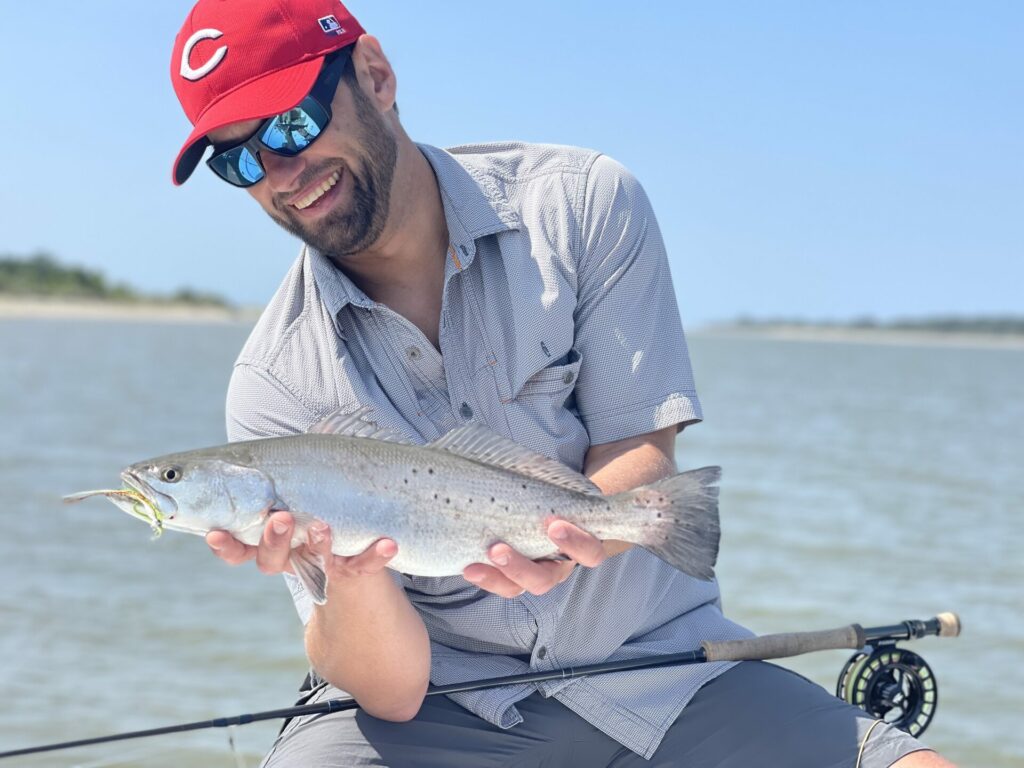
[120, 470, 178, 534]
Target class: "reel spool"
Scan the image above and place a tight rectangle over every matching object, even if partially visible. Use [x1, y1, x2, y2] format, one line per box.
[837, 644, 938, 737]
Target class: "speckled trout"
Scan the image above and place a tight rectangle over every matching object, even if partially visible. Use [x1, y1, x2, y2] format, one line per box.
[65, 408, 721, 604]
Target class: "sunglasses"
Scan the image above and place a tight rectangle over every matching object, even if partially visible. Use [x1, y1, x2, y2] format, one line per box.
[206, 50, 351, 188]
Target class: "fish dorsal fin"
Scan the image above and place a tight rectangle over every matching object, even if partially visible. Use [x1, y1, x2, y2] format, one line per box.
[308, 406, 414, 444]
[429, 423, 602, 496]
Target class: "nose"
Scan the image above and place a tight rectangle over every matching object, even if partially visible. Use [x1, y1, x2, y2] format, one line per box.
[259, 151, 307, 193]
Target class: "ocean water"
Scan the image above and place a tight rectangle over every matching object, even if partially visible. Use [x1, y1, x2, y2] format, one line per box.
[0, 319, 1020, 767]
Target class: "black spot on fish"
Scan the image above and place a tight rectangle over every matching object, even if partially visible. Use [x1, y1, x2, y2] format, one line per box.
[428, 468, 434, 475]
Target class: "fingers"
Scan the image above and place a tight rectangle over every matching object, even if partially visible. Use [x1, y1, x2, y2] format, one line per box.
[463, 545, 576, 597]
[206, 529, 256, 565]
[305, 523, 398, 578]
[304, 523, 394, 571]
[546, 520, 607, 568]
[255, 511, 295, 574]
[335, 537, 398, 577]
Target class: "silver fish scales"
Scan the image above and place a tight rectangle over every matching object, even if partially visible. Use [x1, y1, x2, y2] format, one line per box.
[65, 408, 721, 604]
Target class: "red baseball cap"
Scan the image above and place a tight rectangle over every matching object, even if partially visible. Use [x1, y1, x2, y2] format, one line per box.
[170, 0, 365, 185]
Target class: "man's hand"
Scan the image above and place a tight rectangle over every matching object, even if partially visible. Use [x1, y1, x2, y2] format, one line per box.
[461, 520, 629, 598]
[463, 426, 677, 598]
[206, 510, 397, 577]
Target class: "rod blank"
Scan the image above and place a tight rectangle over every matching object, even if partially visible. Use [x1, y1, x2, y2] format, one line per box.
[0, 613, 959, 761]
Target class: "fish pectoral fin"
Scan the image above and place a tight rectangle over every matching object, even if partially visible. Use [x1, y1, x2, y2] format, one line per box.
[290, 549, 328, 605]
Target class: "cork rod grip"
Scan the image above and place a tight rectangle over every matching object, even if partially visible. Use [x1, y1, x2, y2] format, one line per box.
[702, 624, 867, 662]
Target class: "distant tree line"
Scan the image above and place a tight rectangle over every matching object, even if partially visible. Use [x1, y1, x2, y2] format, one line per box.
[733, 314, 1024, 335]
[0, 253, 229, 307]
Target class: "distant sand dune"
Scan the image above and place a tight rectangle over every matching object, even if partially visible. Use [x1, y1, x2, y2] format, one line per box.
[696, 323, 1024, 350]
[0, 296, 260, 323]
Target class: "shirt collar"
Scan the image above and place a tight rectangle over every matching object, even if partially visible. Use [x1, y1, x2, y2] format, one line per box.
[309, 143, 520, 319]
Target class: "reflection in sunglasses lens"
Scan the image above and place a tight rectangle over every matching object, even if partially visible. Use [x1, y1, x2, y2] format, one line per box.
[262, 109, 322, 154]
[237, 148, 263, 184]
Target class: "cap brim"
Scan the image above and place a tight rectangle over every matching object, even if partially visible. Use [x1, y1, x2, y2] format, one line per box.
[172, 56, 325, 185]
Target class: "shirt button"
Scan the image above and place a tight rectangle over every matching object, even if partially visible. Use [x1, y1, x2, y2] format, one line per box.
[459, 402, 473, 419]
[562, 370, 575, 384]
[537, 646, 547, 660]
[406, 346, 422, 361]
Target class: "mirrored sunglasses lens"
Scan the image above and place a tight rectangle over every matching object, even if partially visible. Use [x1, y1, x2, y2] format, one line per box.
[211, 147, 264, 186]
[235, 148, 265, 184]
[260, 107, 324, 155]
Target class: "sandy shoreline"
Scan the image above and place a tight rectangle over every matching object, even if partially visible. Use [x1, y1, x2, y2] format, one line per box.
[4, 299, 1021, 350]
[695, 323, 1024, 350]
[0, 296, 260, 324]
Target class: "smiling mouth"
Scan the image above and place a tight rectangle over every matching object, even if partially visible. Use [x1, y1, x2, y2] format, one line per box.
[293, 169, 342, 211]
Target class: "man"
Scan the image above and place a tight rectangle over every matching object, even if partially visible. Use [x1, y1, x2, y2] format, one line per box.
[170, 1, 954, 765]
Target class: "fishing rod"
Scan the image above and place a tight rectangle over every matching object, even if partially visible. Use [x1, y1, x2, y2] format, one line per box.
[0, 612, 960, 761]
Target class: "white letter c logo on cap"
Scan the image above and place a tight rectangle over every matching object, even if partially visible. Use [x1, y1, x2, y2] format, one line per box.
[180, 28, 228, 81]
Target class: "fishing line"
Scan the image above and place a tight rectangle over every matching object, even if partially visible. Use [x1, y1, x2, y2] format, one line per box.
[0, 613, 960, 761]
[855, 719, 886, 768]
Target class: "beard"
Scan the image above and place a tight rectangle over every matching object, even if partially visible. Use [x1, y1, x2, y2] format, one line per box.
[268, 82, 398, 259]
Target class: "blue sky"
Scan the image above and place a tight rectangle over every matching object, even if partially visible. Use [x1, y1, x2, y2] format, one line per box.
[1, 1, 1020, 326]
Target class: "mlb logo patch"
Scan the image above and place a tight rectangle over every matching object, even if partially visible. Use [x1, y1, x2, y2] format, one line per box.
[318, 15, 345, 35]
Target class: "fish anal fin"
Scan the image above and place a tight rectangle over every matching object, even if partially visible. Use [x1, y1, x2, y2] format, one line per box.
[290, 549, 328, 605]
[428, 423, 601, 496]
[308, 405, 414, 444]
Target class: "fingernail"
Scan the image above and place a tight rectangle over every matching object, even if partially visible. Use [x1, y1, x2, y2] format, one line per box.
[377, 540, 396, 557]
[272, 520, 289, 535]
[551, 526, 568, 541]
[492, 552, 509, 566]
[464, 572, 483, 583]
[208, 542, 222, 552]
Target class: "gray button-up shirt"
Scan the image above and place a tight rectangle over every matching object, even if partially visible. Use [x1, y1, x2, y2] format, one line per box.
[226, 141, 752, 759]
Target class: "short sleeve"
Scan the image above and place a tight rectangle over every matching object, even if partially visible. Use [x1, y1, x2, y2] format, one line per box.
[226, 363, 321, 442]
[572, 155, 702, 444]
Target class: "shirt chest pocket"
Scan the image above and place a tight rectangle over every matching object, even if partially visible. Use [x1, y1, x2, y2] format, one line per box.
[503, 349, 588, 468]
[516, 349, 582, 405]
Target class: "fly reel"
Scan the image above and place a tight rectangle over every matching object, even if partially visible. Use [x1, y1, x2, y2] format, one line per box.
[837, 643, 938, 736]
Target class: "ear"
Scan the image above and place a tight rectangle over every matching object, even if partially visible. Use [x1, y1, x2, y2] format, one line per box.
[350, 35, 397, 114]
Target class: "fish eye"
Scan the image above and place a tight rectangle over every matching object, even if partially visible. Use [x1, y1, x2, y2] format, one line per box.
[160, 466, 183, 483]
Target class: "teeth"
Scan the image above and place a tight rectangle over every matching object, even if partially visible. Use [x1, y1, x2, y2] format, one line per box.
[294, 171, 340, 210]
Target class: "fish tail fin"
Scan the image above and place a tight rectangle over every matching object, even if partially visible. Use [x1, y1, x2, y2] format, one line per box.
[619, 466, 721, 581]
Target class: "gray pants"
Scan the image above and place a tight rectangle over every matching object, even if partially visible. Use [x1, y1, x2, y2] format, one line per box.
[261, 661, 927, 767]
